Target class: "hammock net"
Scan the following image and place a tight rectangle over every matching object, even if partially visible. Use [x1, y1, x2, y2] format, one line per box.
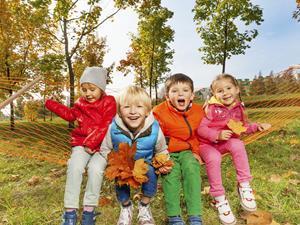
[0, 66, 299, 165]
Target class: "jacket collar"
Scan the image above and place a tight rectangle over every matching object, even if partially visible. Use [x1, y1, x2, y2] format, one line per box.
[207, 96, 243, 109]
[114, 112, 155, 139]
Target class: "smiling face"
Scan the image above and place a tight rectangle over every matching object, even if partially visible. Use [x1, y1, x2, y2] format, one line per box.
[80, 83, 102, 103]
[212, 78, 240, 107]
[119, 102, 149, 133]
[118, 86, 152, 134]
[166, 82, 194, 111]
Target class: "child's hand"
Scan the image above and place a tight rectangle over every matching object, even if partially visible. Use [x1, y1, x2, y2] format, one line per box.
[84, 147, 94, 154]
[218, 130, 233, 141]
[258, 123, 271, 131]
[158, 165, 172, 174]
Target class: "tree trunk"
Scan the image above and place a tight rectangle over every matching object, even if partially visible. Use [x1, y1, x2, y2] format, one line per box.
[63, 18, 74, 129]
[222, 17, 228, 73]
[9, 91, 15, 131]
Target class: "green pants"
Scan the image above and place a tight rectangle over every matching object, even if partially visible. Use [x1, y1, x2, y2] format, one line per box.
[162, 150, 202, 216]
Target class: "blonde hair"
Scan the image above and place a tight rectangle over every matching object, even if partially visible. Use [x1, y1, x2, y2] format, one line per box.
[117, 86, 152, 113]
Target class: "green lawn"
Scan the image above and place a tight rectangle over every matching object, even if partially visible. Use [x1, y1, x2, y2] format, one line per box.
[0, 120, 299, 225]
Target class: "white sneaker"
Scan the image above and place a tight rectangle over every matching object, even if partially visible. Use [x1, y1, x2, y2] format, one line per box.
[117, 204, 133, 225]
[137, 202, 155, 225]
[238, 185, 257, 212]
[212, 199, 236, 225]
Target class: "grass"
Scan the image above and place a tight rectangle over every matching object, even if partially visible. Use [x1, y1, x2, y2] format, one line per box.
[0, 120, 299, 225]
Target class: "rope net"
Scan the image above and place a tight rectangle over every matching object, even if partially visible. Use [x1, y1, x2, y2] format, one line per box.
[0, 66, 299, 165]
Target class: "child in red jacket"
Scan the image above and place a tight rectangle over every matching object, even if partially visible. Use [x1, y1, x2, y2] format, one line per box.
[45, 67, 116, 225]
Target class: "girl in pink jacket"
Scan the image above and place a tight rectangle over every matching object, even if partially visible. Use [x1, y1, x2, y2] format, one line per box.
[197, 74, 271, 225]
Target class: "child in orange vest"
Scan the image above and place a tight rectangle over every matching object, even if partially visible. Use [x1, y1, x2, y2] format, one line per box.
[153, 73, 204, 225]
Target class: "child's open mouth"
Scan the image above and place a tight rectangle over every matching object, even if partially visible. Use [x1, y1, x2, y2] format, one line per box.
[177, 99, 186, 106]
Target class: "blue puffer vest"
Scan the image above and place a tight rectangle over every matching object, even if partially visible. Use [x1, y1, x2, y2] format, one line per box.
[110, 119, 159, 163]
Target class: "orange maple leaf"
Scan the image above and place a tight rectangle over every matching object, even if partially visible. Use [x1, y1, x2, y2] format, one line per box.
[152, 154, 174, 174]
[105, 143, 149, 188]
[227, 119, 247, 135]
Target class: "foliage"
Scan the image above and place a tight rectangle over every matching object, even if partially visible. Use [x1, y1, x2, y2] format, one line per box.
[24, 100, 41, 122]
[118, 0, 174, 98]
[248, 72, 299, 96]
[193, 0, 263, 72]
[0, 0, 55, 129]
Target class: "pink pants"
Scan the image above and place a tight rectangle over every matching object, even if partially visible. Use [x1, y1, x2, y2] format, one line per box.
[199, 138, 252, 197]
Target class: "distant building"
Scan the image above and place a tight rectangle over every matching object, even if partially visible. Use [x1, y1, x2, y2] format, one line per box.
[194, 87, 210, 101]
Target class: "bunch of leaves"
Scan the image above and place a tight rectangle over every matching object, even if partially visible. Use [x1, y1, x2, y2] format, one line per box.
[152, 154, 174, 174]
[227, 119, 247, 135]
[105, 143, 149, 188]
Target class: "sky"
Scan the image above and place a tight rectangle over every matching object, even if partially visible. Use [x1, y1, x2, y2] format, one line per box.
[93, 0, 300, 94]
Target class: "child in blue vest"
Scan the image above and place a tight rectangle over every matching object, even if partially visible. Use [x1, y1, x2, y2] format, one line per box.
[100, 85, 171, 225]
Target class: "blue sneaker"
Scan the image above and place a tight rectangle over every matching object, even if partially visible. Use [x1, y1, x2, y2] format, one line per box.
[62, 210, 77, 225]
[81, 210, 100, 225]
[168, 216, 185, 225]
[188, 215, 203, 225]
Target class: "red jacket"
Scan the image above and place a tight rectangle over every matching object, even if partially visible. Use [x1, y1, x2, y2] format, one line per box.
[153, 101, 204, 154]
[45, 95, 116, 151]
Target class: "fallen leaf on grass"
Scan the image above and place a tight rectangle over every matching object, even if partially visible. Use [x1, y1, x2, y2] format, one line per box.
[27, 176, 41, 186]
[289, 154, 300, 161]
[49, 169, 65, 178]
[289, 138, 299, 145]
[288, 179, 300, 185]
[270, 220, 281, 225]
[201, 186, 210, 195]
[98, 196, 112, 207]
[9, 174, 20, 182]
[282, 170, 298, 178]
[241, 210, 272, 225]
[269, 174, 282, 183]
[133, 192, 142, 201]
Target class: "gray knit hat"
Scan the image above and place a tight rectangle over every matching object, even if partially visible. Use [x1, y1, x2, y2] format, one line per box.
[80, 67, 107, 91]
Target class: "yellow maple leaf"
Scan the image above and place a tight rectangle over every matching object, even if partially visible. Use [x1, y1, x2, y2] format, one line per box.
[227, 119, 247, 135]
[133, 159, 149, 184]
[152, 154, 174, 175]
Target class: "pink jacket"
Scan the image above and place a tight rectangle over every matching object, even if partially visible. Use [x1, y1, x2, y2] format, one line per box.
[197, 97, 258, 144]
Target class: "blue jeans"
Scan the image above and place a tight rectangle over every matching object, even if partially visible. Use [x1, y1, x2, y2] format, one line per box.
[115, 165, 157, 203]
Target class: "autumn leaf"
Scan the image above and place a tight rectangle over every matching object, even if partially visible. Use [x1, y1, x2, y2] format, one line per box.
[98, 196, 112, 207]
[241, 210, 273, 225]
[227, 119, 247, 135]
[152, 154, 174, 174]
[27, 176, 41, 186]
[269, 174, 282, 183]
[201, 186, 210, 195]
[133, 159, 148, 184]
[105, 143, 148, 188]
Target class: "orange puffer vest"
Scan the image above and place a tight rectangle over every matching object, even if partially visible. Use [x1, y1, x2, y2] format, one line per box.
[153, 101, 204, 153]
